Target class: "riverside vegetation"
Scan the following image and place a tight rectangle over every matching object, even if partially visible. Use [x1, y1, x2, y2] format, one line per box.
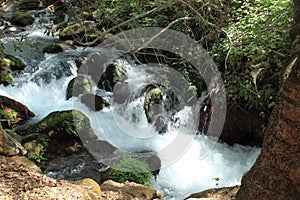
[0, 0, 295, 199]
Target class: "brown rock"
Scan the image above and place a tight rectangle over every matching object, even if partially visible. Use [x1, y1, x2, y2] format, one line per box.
[101, 180, 162, 200]
[185, 186, 240, 200]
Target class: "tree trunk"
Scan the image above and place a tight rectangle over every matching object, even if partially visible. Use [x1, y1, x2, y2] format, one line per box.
[236, 1, 300, 199]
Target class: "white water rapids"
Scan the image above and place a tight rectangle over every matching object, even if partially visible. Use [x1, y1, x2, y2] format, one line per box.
[0, 19, 261, 199]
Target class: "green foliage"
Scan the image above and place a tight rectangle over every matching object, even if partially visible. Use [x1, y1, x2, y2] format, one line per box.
[55, 0, 292, 115]
[25, 136, 50, 165]
[108, 157, 153, 186]
[211, 0, 293, 113]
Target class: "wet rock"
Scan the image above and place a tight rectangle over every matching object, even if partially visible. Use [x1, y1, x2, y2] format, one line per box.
[10, 11, 34, 27]
[66, 75, 92, 100]
[44, 151, 106, 184]
[144, 85, 162, 124]
[80, 94, 109, 111]
[17, 110, 96, 140]
[78, 52, 110, 82]
[113, 81, 130, 104]
[101, 180, 162, 200]
[98, 63, 123, 92]
[42, 44, 63, 54]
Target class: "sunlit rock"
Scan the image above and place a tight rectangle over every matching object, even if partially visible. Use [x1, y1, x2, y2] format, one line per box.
[66, 75, 92, 100]
[101, 180, 162, 200]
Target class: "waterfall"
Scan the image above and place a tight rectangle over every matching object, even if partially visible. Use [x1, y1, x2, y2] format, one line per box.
[0, 16, 261, 200]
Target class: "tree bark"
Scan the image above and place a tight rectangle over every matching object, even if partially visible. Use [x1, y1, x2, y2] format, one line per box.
[236, 1, 300, 199]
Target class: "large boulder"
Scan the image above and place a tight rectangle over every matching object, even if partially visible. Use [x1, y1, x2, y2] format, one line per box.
[98, 63, 123, 92]
[10, 11, 34, 27]
[17, 110, 97, 163]
[101, 180, 162, 200]
[66, 75, 92, 100]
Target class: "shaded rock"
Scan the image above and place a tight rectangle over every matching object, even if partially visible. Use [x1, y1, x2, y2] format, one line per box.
[0, 95, 34, 128]
[17, 110, 97, 162]
[17, 110, 97, 140]
[185, 185, 240, 200]
[44, 151, 106, 184]
[98, 63, 123, 92]
[42, 44, 63, 54]
[66, 75, 92, 100]
[113, 81, 130, 104]
[10, 11, 34, 27]
[0, 155, 42, 174]
[1, 0, 40, 11]
[220, 106, 264, 146]
[144, 85, 162, 124]
[80, 93, 109, 111]
[0, 64, 13, 86]
[101, 180, 162, 200]
[78, 52, 110, 82]
[59, 21, 100, 44]
[0, 125, 20, 156]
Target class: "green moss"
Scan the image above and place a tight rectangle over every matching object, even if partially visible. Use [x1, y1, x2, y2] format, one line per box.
[106, 157, 153, 186]
[66, 75, 92, 100]
[23, 134, 49, 165]
[11, 11, 34, 27]
[17, 110, 97, 140]
[144, 86, 162, 123]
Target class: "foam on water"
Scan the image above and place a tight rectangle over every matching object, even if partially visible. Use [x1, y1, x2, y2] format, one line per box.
[0, 34, 261, 200]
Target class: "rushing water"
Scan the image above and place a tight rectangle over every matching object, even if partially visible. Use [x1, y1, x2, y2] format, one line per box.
[0, 12, 261, 200]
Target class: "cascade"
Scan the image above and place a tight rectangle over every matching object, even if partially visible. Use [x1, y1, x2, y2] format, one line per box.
[0, 13, 261, 200]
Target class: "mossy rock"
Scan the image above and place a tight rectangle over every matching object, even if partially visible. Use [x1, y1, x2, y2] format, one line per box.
[42, 44, 63, 54]
[11, 11, 34, 27]
[2, 54, 25, 71]
[102, 157, 153, 186]
[66, 75, 92, 100]
[59, 21, 98, 42]
[144, 85, 162, 124]
[0, 95, 35, 128]
[23, 134, 49, 165]
[17, 110, 97, 141]
[98, 63, 123, 92]
[80, 94, 109, 111]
